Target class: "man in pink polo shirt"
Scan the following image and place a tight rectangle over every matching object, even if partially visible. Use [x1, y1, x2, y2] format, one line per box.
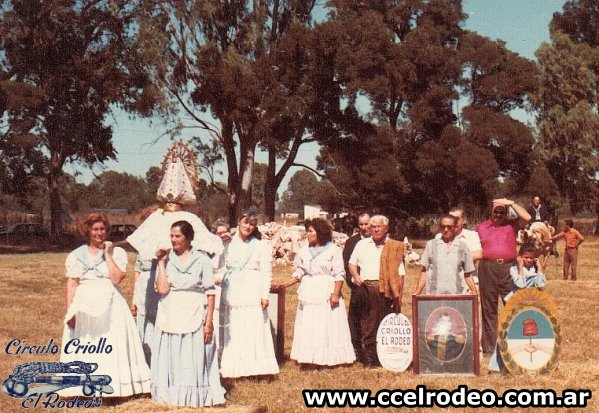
[476, 198, 530, 354]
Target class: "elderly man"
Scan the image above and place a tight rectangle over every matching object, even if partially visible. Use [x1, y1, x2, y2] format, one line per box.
[348, 215, 405, 367]
[415, 215, 477, 295]
[527, 195, 551, 223]
[448, 208, 482, 263]
[433, 208, 482, 284]
[476, 198, 530, 354]
[342, 213, 371, 362]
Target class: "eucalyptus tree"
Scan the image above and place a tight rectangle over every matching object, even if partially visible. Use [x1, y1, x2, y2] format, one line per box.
[534, 30, 599, 209]
[313, 0, 479, 214]
[314, 1, 540, 215]
[0, 0, 152, 236]
[530, 0, 599, 210]
[136, 1, 320, 223]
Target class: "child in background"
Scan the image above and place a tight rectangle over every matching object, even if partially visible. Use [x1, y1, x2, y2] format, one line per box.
[551, 219, 584, 281]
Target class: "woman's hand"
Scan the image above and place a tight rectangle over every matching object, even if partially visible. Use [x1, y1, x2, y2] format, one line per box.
[130, 304, 137, 317]
[261, 299, 269, 310]
[270, 284, 284, 292]
[204, 322, 214, 344]
[330, 293, 340, 309]
[103, 241, 114, 256]
[156, 248, 170, 261]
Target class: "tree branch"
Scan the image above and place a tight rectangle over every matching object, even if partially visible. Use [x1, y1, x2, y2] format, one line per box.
[291, 162, 325, 178]
[166, 84, 222, 139]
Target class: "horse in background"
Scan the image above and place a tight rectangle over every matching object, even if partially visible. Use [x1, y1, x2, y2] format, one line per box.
[517, 221, 555, 270]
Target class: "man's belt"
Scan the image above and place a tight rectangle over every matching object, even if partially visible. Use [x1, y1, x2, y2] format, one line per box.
[482, 258, 516, 264]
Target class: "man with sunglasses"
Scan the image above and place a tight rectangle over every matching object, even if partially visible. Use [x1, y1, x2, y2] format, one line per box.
[476, 198, 531, 355]
[415, 215, 477, 296]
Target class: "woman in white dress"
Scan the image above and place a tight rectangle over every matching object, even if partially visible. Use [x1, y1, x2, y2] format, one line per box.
[277, 218, 355, 367]
[218, 212, 279, 378]
[61, 213, 151, 397]
[151, 220, 225, 407]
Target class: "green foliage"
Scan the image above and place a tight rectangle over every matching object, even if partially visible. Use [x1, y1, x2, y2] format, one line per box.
[0, 0, 152, 235]
[534, 28, 599, 209]
[280, 169, 330, 214]
[145, 166, 162, 200]
[136, 0, 321, 223]
[196, 179, 229, 224]
[86, 171, 153, 212]
[458, 32, 540, 112]
[315, 1, 539, 216]
[551, 0, 599, 49]
[525, 164, 562, 209]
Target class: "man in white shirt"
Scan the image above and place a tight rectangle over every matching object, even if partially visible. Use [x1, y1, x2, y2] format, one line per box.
[348, 215, 405, 367]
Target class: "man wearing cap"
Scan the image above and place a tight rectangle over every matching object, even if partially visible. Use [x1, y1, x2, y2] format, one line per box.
[476, 198, 530, 354]
[348, 215, 405, 367]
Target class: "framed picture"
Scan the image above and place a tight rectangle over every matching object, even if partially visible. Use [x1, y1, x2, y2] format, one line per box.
[412, 294, 480, 375]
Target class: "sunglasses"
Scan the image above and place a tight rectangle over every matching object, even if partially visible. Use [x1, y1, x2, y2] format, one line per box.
[493, 209, 507, 215]
[440, 224, 455, 229]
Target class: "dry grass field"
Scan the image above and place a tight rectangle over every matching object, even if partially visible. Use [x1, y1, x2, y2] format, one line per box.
[1, 237, 598, 412]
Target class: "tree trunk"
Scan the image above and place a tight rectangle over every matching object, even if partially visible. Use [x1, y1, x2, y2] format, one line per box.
[235, 142, 256, 220]
[47, 168, 63, 239]
[220, 119, 239, 227]
[262, 135, 312, 222]
[264, 146, 278, 222]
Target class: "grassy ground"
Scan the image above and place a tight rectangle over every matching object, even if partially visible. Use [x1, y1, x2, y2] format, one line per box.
[0, 238, 598, 412]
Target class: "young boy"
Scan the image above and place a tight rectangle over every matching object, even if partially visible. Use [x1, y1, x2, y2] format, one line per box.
[489, 246, 546, 372]
[551, 219, 584, 281]
[511, 246, 546, 290]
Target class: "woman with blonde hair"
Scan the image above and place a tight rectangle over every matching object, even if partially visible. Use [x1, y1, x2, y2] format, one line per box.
[61, 212, 150, 397]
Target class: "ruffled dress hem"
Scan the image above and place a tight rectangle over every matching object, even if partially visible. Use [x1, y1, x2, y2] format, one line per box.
[151, 384, 226, 407]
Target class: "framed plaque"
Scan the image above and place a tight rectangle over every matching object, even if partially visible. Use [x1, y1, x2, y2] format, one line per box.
[412, 294, 480, 375]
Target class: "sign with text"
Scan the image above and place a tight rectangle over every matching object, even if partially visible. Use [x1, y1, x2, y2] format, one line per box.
[376, 313, 413, 372]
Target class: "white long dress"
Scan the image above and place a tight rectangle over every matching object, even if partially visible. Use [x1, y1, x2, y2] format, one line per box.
[61, 245, 151, 397]
[218, 234, 279, 378]
[290, 243, 356, 366]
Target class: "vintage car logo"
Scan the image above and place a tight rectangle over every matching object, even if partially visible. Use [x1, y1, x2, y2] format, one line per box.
[2, 361, 113, 398]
